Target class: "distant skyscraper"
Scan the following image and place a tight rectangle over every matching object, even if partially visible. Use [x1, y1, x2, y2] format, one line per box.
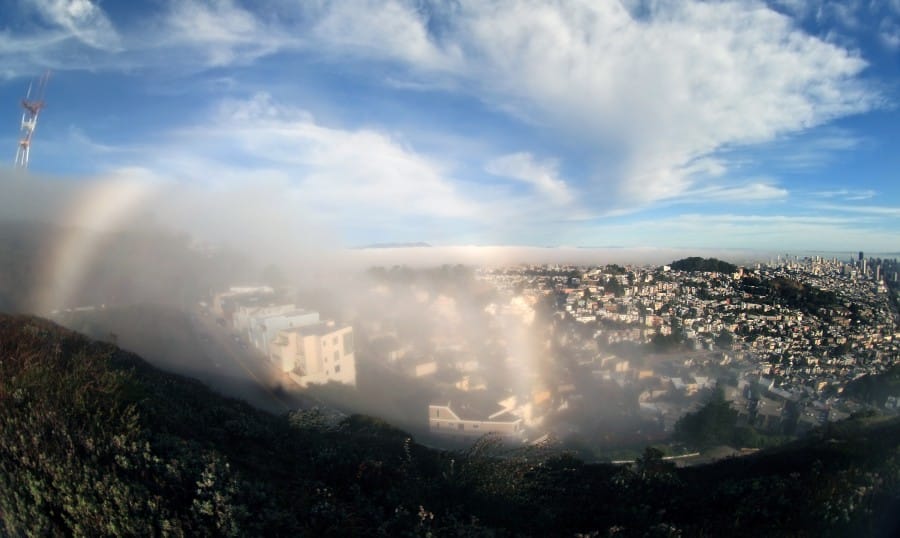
[859, 251, 864, 262]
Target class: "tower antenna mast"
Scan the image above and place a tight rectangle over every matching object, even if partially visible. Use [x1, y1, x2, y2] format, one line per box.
[14, 70, 51, 169]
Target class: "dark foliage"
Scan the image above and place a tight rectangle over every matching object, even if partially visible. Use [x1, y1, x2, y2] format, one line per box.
[670, 257, 738, 274]
[670, 387, 786, 450]
[844, 365, 900, 407]
[1, 314, 899, 537]
[765, 277, 839, 311]
[673, 387, 739, 448]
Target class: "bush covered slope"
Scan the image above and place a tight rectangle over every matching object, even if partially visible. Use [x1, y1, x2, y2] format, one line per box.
[1, 314, 899, 537]
[670, 257, 738, 274]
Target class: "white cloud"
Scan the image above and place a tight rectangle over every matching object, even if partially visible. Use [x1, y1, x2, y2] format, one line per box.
[485, 152, 573, 205]
[134, 94, 480, 235]
[1, 0, 888, 245]
[1, 0, 297, 76]
[678, 182, 789, 203]
[27, 0, 120, 49]
[307, 0, 460, 70]
[813, 203, 900, 216]
[0, 0, 123, 77]
[880, 18, 900, 49]
[159, 0, 296, 67]
[287, 1, 878, 210]
[812, 189, 876, 200]
[574, 212, 899, 251]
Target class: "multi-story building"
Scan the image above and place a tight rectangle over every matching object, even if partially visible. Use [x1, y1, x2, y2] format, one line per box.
[211, 286, 275, 322]
[233, 303, 297, 335]
[269, 323, 357, 387]
[247, 309, 321, 353]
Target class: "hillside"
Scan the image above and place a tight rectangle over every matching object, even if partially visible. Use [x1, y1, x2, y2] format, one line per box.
[1, 314, 899, 536]
[49, 304, 296, 414]
[670, 257, 738, 274]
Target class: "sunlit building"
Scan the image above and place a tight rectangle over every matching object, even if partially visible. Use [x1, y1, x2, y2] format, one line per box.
[248, 309, 320, 352]
[269, 323, 356, 387]
[428, 401, 523, 439]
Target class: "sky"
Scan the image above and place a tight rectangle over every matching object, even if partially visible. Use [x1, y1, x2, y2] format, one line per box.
[0, 0, 899, 253]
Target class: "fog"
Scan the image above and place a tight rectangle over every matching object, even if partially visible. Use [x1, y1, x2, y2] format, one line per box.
[0, 165, 773, 311]
[0, 164, 777, 453]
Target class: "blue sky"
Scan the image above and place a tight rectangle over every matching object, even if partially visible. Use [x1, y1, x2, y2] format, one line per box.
[1, 0, 899, 251]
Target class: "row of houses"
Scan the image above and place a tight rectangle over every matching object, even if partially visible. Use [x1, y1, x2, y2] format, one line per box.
[212, 286, 357, 388]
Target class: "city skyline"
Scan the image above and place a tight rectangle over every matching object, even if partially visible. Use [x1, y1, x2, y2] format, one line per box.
[1, 0, 899, 251]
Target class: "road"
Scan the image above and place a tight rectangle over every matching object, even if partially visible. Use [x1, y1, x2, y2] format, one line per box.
[188, 307, 314, 414]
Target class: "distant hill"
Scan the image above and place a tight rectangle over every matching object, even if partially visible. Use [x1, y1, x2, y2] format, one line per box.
[1, 314, 899, 536]
[353, 242, 432, 249]
[737, 275, 840, 314]
[670, 256, 738, 273]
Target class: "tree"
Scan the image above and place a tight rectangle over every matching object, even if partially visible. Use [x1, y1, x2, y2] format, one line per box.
[714, 331, 734, 350]
[673, 387, 738, 448]
[605, 277, 624, 297]
[634, 447, 675, 479]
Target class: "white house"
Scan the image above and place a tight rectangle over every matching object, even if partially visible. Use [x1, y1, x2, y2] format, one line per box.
[428, 401, 523, 439]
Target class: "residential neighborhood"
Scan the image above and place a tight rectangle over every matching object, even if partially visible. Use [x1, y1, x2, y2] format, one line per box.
[204, 254, 898, 452]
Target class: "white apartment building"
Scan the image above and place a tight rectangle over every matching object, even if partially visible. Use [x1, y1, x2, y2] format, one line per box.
[233, 303, 297, 335]
[247, 309, 321, 354]
[270, 323, 357, 387]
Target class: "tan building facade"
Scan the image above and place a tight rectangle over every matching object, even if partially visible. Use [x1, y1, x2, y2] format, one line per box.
[270, 323, 357, 387]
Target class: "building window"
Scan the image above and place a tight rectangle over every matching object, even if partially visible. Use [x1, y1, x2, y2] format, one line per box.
[457, 423, 464, 431]
[333, 336, 338, 346]
[435, 409, 439, 417]
[335, 364, 341, 373]
[334, 351, 340, 362]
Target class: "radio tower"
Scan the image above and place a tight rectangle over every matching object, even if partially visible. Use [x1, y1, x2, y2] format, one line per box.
[14, 71, 51, 169]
